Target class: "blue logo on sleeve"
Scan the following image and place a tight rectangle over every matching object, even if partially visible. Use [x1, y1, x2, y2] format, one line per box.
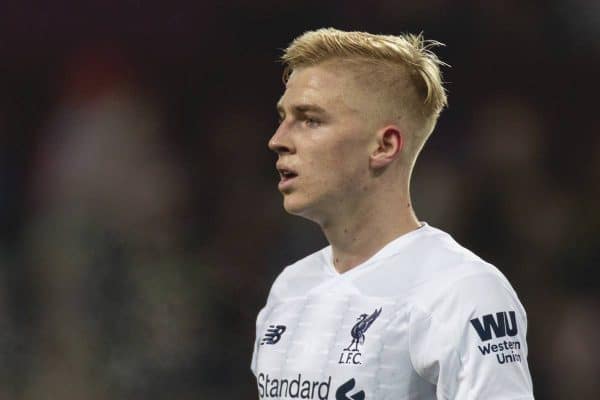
[470, 311, 518, 341]
[470, 311, 523, 365]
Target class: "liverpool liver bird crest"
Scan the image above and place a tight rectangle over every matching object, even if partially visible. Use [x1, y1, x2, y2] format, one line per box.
[344, 308, 382, 351]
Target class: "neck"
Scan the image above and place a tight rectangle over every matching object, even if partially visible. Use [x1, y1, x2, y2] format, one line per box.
[319, 190, 420, 274]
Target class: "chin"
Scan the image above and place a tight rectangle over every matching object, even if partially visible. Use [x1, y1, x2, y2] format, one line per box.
[282, 194, 308, 215]
[282, 193, 323, 223]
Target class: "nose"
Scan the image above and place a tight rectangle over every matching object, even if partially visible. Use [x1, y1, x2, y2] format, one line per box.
[268, 122, 295, 155]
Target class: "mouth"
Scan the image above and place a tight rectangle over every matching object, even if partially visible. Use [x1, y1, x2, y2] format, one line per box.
[277, 167, 298, 189]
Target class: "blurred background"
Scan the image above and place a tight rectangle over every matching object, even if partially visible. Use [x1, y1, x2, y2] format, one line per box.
[0, 1, 598, 399]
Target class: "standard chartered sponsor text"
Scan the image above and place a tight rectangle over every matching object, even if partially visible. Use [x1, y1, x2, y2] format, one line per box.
[257, 373, 331, 399]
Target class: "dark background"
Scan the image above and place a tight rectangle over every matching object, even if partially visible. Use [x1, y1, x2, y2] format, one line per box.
[0, 1, 598, 399]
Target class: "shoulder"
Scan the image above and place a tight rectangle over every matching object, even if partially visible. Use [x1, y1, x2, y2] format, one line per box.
[407, 251, 528, 350]
[404, 229, 533, 397]
[407, 226, 525, 321]
[354, 224, 511, 299]
[410, 265, 526, 324]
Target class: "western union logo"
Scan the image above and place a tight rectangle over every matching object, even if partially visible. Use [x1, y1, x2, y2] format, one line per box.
[470, 311, 518, 342]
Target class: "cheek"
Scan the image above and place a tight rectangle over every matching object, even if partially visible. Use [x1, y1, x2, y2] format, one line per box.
[306, 136, 369, 190]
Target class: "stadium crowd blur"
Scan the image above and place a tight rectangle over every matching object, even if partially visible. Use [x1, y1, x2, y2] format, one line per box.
[0, 1, 598, 399]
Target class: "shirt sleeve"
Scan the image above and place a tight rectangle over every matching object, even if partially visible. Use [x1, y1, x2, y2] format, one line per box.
[250, 267, 287, 376]
[408, 272, 534, 399]
[250, 306, 267, 376]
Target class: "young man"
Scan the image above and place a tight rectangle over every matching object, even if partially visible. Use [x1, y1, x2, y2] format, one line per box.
[252, 28, 534, 399]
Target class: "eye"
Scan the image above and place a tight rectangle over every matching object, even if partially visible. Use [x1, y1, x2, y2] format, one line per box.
[304, 117, 320, 128]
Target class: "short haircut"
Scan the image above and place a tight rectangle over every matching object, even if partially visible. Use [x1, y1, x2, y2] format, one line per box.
[281, 28, 448, 168]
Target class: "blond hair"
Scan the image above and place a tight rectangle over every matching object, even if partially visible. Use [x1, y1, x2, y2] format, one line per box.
[281, 28, 448, 167]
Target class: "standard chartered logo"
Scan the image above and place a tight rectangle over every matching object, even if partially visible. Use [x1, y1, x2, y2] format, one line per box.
[335, 378, 365, 400]
[257, 374, 364, 399]
[257, 373, 331, 399]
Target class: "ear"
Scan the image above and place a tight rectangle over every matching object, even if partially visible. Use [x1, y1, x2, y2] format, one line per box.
[369, 125, 403, 169]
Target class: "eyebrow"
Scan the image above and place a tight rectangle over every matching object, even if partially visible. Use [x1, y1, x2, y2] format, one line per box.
[276, 102, 328, 116]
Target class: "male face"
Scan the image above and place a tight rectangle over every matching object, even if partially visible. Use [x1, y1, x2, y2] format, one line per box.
[268, 62, 377, 223]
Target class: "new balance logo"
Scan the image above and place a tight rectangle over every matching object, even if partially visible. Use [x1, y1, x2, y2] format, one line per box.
[261, 325, 286, 345]
[336, 378, 365, 400]
[470, 311, 518, 342]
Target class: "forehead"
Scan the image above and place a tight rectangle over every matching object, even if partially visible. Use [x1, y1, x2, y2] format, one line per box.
[277, 63, 359, 114]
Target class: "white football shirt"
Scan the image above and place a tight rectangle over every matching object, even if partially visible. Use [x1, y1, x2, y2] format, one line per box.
[251, 223, 534, 399]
